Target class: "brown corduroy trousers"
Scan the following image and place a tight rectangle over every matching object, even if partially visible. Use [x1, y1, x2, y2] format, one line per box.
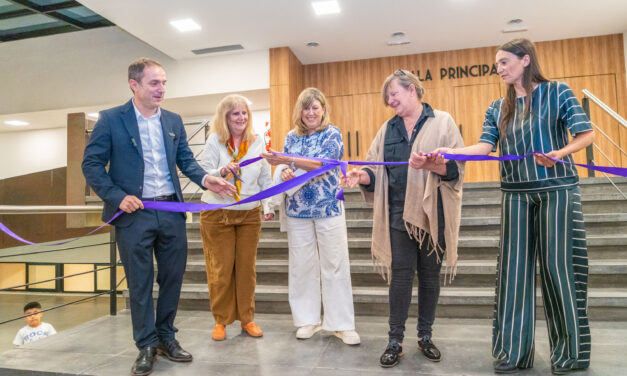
[199, 206, 262, 325]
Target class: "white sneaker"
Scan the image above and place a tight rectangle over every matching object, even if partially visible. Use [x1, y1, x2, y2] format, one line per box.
[296, 324, 322, 339]
[334, 330, 361, 345]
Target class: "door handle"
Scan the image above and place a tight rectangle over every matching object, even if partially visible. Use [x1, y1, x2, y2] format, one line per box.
[356, 130, 360, 156]
[347, 131, 351, 158]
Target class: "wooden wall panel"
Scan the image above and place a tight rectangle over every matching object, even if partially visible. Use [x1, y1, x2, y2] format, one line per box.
[274, 34, 626, 182]
[423, 87, 456, 121]
[270, 47, 304, 153]
[348, 58, 395, 95]
[0, 168, 104, 249]
[562, 34, 623, 77]
[535, 39, 566, 78]
[454, 84, 502, 182]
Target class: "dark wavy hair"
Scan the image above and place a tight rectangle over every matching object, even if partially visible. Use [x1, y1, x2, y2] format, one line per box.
[498, 39, 548, 133]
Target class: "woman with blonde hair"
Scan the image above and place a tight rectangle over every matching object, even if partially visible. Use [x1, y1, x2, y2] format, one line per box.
[262, 87, 360, 345]
[199, 94, 274, 341]
[347, 70, 465, 367]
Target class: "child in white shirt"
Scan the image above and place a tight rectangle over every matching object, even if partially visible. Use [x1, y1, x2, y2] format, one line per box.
[13, 301, 56, 346]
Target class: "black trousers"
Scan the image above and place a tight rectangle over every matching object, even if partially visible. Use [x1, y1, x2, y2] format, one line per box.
[388, 227, 443, 342]
[116, 209, 187, 348]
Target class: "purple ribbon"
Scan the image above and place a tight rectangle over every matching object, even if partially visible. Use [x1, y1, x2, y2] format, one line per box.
[0, 210, 123, 246]
[2, 151, 625, 246]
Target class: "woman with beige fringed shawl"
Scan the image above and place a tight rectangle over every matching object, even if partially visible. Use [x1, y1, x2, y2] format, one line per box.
[346, 69, 465, 368]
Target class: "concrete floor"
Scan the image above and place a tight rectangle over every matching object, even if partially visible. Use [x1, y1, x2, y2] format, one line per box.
[1, 310, 626, 376]
[0, 292, 126, 354]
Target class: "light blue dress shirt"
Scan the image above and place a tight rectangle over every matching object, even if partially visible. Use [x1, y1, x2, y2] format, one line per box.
[132, 101, 175, 198]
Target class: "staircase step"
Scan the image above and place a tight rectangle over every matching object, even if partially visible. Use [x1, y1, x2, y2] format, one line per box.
[185, 234, 627, 260]
[181, 258, 627, 288]
[144, 284, 627, 320]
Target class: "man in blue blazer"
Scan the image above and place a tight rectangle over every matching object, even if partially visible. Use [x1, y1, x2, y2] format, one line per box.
[82, 58, 235, 376]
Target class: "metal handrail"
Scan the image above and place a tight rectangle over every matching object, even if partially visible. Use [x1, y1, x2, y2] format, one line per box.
[179, 119, 210, 193]
[580, 90, 626, 199]
[590, 121, 627, 158]
[0, 205, 102, 214]
[582, 89, 627, 129]
[185, 119, 210, 142]
[0, 205, 118, 316]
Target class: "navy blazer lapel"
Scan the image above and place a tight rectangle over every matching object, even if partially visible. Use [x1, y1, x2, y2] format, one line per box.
[120, 100, 143, 159]
[160, 111, 176, 165]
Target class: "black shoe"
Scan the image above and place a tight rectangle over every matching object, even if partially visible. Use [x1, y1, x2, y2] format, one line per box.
[157, 339, 193, 362]
[551, 365, 586, 375]
[417, 335, 441, 362]
[131, 346, 157, 376]
[380, 339, 403, 368]
[494, 359, 519, 374]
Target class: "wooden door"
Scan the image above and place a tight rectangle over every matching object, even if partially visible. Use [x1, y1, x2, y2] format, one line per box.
[351, 93, 395, 160]
[327, 95, 354, 161]
[562, 75, 622, 176]
[454, 83, 502, 182]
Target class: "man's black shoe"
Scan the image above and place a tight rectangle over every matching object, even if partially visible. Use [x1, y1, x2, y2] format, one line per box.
[494, 359, 519, 374]
[417, 335, 441, 362]
[131, 346, 157, 376]
[157, 339, 193, 362]
[379, 339, 403, 368]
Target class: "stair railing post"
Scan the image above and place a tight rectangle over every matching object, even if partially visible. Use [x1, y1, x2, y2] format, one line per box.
[582, 96, 595, 177]
[109, 227, 117, 316]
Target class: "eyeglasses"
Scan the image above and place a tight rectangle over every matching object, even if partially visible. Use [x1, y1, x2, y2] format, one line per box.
[394, 69, 407, 76]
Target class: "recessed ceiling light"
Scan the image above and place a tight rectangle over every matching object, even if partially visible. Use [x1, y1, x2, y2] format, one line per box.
[87, 112, 99, 119]
[4, 120, 29, 126]
[312, 1, 340, 15]
[387, 31, 410, 46]
[306, 42, 320, 47]
[170, 18, 201, 32]
[502, 25, 528, 33]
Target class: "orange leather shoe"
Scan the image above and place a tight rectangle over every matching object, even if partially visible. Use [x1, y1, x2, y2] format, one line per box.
[241, 322, 263, 337]
[212, 324, 226, 341]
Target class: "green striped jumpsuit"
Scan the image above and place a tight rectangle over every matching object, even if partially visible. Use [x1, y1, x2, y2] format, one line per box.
[479, 81, 592, 370]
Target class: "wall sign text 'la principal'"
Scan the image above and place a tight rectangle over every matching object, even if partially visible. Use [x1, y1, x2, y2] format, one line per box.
[410, 63, 499, 81]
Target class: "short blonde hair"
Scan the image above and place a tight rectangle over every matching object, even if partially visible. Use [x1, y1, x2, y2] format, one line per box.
[381, 69, 425, 106]
[292, 87, 331, 137]
[210, 94, 255, 144]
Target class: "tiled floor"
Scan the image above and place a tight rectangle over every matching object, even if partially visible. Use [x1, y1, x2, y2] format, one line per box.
[1, 310, 625, 375]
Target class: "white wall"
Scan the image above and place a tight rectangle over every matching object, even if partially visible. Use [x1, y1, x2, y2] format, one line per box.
[0, 128, 66, 179]
[0, 110, 271, 180]
[0, 27, 269, 115]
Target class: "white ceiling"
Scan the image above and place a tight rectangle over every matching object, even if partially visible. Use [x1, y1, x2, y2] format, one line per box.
[77, 0, 627, 64]
[4, 0, 626, 133]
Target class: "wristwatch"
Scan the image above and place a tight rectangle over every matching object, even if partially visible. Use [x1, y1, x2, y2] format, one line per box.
[289, 157, 296, 171]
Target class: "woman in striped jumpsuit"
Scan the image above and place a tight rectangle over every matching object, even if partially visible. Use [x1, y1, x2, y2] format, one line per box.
[432, 38, 594, 375]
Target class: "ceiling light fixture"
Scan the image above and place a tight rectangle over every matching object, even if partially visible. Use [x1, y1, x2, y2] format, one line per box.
[312, 1, 340, 15]
[170, 18, 201, 32]
[502, 25, 528, 33]
[4, 120, 29, 126]
[507, 18, 523, 24]
[387, 31, 410, 46]
[306, 42, 320, 47]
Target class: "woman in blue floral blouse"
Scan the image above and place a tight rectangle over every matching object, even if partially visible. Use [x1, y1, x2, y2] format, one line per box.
[262, 87, 359, 345]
